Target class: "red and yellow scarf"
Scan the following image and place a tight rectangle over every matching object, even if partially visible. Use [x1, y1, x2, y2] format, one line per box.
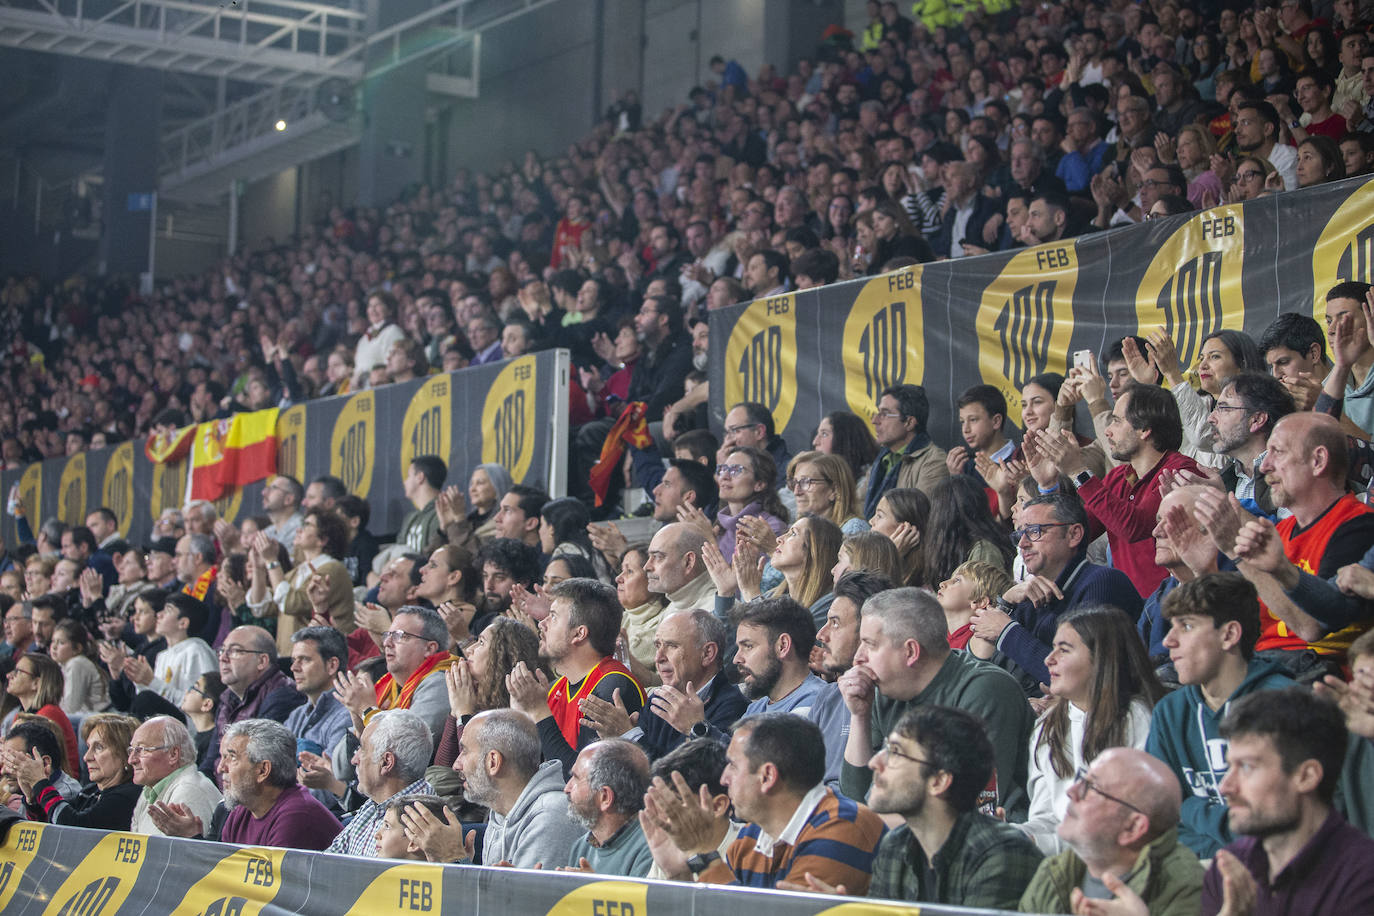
[183, 565, 217, 602]
[374, 651, 456, 710]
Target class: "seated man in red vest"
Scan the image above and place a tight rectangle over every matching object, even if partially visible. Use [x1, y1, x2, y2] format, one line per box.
[508, 578, 644, 776]
[1194, 412, 1374, 682]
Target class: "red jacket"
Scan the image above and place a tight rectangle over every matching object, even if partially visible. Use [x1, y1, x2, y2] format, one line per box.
[1076, 450, 1201, 598]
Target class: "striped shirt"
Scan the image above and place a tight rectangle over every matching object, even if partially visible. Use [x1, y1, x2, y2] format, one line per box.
[727, 784, 886, 894]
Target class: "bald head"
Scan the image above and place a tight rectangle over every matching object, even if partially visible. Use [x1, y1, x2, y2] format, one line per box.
[1284, 413, 1347, 482]
[1098, 747, 1181, 840]
[645, 523, 708, 595]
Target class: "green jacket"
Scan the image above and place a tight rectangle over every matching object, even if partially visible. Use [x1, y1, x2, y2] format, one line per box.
[1018, 826, 1203, 916]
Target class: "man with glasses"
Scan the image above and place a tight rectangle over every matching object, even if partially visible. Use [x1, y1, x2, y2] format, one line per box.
[202, 625, 303, 781]
[337, 605, 454, 746]
[1208, 373, 1296, 519]
[1020, 747, 1202, 914]
[864, 383, 949, 517]
[851, 706, 1043, 907]
[969, 495, 1140, 693]
[0, 602, 35, 667]
[129, 715, 223, 836]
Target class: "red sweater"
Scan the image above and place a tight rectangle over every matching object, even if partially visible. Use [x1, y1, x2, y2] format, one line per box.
[1076, 450, 1201, 598]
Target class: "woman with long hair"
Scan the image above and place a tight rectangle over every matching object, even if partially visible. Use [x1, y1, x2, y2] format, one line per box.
[922, 476, 1017, 586]
[1129, 327, 1263, 467]
[539, 497, 614, 584]
[1020, 605, 1163, 854]
[49, 620, 110, 716]
[3, 653, 78, 775]
[867, 199, 935, 273]
[715, 446, 789, 562]
[433, 617, 544, 767]
[615, 544, 668, 688]
[248, 507, 354, 653]
[1228, 155, 1277, 202]
[868, 487, 932, 586]
[831, 532, 905, 585]
[6, 712, 141, 830]
[1296, 135, 1346, 188]
[418, 544, 481, 646]
[763, 515, 845, 627]
[785, 451, 868, 535]
[812, 411, 880, 498]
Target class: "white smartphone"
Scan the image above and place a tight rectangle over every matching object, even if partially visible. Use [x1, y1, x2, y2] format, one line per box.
[1073, 349, 1094, 373]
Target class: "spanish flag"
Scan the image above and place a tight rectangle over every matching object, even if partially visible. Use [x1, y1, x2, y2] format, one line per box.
[144, 424, 195, 465]
[189, 408, 280, 501]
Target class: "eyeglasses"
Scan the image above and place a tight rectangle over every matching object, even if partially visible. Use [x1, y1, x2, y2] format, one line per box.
[1011, 522, 1074, 543]
[879, 741, 934, 767]
[725, 422, 762, 435]
[874, 408, 903, 420]
[218, 646, 268, 660]
[787, 476, 829, 491]
[1072, 767, 1147, 816]
[1235, 170, 1265, 182]
[127, 744, 175, 757]
[1212, 403, 1249, 414]
[9, 667, 35, 678]
[715, 463, 747, 479]
[381, 629, 430, 644]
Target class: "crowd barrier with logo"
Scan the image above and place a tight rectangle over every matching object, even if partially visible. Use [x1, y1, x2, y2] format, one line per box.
[0, 351, 570, 547]
[708, 174, 1374, 451]
[0, 822, 985, 916]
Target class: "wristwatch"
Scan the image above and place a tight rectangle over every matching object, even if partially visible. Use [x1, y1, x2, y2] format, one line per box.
[689, 720, 710, 738]
[265, 561, 280, 570]
[1071, 469, 1093, 488]
[686, 851, 721, 875]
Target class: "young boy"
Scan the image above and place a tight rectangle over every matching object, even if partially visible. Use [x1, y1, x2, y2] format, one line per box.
[1145, 572, 1293, 858]
[375, 795, 453, 861]
[179, 672, 226, 765]
[937, 560, 1014, 651]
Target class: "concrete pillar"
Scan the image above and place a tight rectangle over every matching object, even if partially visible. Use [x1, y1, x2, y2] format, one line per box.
[357, 0, 429, 206]
[100, 65, 162, 277]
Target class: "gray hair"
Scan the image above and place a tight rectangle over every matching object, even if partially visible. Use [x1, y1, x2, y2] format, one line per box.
[187, 532, 217, 565]
[224, 719, 297, 788]
[147, 715, 198, 766]
[473, 709, 541, 779]
[368, 710, 433, 783]
[393, 605, 449, 647]
[584, 739, 651, 817]
[861, 587, 948, 654]
[184, 500, 219, 523]
[683, 609, 730, 665]
[233, 625, 279, 660]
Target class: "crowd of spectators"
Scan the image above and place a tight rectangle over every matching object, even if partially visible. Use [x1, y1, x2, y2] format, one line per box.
[2, 0, 1374, 913]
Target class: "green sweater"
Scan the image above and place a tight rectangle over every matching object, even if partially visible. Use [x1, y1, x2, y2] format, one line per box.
[1018, 826, 1203, 916]
[568, 817, 654, 878]
[840, 651, 1034, 819]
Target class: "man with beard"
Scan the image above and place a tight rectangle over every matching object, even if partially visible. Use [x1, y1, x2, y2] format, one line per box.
[809, 572, 892, 787]
[326, 710, 433, 856]
[507, 579, 643, 775]
[564, 739, 654, 876]
[1037, 383, 1202, 598]
[1203, 688, 1374, 915]
[410, 708, 580, 867]
[733, 597, 825, 716]
[1208, 373, 1295, 519]
[149, 719, 340, 849]
[853, 706, 1043, 907]
[579, 609, 744, 758]
[1019, 748, 1202, 914]
[472, 539, 542, 634]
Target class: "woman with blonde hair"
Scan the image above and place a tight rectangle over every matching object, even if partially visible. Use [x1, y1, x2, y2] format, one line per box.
[785, 451, 869, 535]
[831, 532, 905, 584]
[868, 487, 932, 587]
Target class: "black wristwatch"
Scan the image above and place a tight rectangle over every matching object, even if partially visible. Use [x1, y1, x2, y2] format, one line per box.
[687, 851, 721, 875]
[1071, 469, 1093, 488]
[689, 720, 710, 738]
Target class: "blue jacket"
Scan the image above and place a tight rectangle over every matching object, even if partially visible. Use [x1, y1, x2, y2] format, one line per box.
[637, 671, 746, 759]
[997, 555, 1143, 687]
